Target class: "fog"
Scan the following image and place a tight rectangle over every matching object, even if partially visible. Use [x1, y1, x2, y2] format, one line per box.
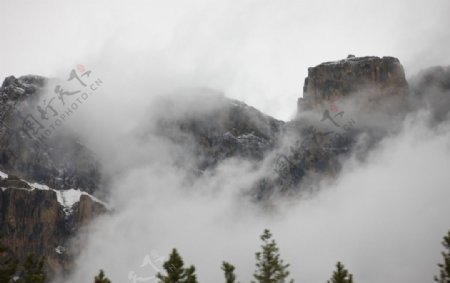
[61, 106, 450, 283]
[1, 0, 450, 120]
[57, 79, 450, 283]
[1, 1, 450, 282]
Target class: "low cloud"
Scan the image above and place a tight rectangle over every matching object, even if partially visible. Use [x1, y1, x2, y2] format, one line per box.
[56, 101, 450, 283]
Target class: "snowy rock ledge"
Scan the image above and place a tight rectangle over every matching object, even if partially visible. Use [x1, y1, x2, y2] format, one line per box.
[0, 170, 108, 215]
[0, 169, 108, 276]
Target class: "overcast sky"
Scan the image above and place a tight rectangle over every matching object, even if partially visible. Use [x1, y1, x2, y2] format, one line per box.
[1, 0, 449, 120]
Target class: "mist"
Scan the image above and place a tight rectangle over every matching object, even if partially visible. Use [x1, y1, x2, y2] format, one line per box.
[58, 79, 450, 283]
[1, 0, 450, 120]
[59, 106, 450, 283]
[1, 1, 450, 283]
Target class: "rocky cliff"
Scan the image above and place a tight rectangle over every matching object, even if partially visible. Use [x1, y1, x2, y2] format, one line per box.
[150, 56, 439, 199]
[152, 91, 284, 171]
[298, 55, 408, 111]
[257, 56, 413, 198]
[0, 172, 107, 278]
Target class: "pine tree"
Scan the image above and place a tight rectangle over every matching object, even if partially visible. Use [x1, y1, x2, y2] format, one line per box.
[94, 269, 111, 283]
[327, 262, 353, 283]
[182, 266, 197, 283]
[157, 249, 198, 283]
[435, 229, 450, 283]
[0, 244, 18, 283]
[222, 261, 238, 283]
[18, 254, 46, 283]
[252, 229, 293, 283]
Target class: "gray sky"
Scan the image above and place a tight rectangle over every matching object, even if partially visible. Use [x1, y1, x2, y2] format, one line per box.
[1, 0, 449, 120]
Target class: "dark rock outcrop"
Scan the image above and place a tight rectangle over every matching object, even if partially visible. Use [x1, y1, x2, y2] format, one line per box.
[253, 123, 355, 200]
[153, 91, 284, 170]
[410, 66, 450, 122]
[298, 56, 408, 111]
[412, 66, 450, 92]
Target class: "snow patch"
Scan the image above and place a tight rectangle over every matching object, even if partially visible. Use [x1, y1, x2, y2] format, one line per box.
[55, 246, 66, 255]
[29, 182, 51, 190]
[28, 182, 106, 215]
[55, 189, 84, 209]
[0, 170, 8, 179]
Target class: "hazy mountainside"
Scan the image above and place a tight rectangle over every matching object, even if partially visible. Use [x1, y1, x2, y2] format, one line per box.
[151, 91, 284, 171]
[0, 75, 101, 193]
[252, 56, 410, 199]
[0, 76, 107, 279]
[409, 66, 450, 122]
[0, 55, 450, 281]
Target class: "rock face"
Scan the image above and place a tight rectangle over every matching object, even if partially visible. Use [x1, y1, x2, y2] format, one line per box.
[0, 75, 101, 193]
[253, 123, 355, 200]
[152, 57, 411, 197]
[153, 92, 284, 170]
[298, 56, 408, 111]
[0, 75, 46, 102]
[410, 66, 450, 122]
[0, 75, 106, 280]
[414, 66, 450, 91]
[0, 173, 107, 278]
[259, 55, 411, 198]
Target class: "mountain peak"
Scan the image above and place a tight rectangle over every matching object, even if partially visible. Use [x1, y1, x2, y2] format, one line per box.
[298, 55, 408, 111]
